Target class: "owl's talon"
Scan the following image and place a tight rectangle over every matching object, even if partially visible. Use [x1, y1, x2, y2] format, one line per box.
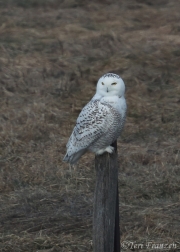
[96, 146, 114, 155]
[105, 146, 114, 153]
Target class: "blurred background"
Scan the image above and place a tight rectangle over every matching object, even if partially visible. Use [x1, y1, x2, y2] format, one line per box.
[0, 0, 180, 251]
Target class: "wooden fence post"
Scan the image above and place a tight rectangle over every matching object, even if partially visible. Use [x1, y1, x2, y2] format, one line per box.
[93, 141, 120, 252]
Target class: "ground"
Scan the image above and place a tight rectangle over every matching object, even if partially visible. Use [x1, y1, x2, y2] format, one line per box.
[0, 0, 180, 251]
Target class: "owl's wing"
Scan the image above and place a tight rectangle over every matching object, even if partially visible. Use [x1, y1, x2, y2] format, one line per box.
[66, 100, 110, 154]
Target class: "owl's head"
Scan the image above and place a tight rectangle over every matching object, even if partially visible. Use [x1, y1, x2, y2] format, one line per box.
[96, 73, 125, 98]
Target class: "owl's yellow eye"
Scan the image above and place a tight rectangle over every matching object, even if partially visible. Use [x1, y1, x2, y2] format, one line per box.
[102, 82, 104, 85]
[111, 82, 117, 85]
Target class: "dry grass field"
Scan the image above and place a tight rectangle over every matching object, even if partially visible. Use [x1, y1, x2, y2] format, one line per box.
[0, 0, 180, 251]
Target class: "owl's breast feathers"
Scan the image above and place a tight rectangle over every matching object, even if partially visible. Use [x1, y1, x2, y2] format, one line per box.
[63, 97, 126, 164]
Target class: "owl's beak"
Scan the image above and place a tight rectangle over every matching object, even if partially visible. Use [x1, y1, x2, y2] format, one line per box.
[106, 88, 109, 92]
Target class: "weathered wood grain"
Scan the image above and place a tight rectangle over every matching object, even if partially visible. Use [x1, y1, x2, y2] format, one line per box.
[93, 141, 120, 252]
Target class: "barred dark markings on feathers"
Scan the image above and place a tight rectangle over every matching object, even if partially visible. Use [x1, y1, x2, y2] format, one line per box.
[102, 73, 120, 79]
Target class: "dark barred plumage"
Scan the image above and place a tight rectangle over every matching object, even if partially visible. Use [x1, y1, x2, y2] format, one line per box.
[63, 99, 126, 164]
[102, 73, 120, 79]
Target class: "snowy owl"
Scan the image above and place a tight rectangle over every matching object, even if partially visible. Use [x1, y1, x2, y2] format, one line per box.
[63, 73, 127, 164]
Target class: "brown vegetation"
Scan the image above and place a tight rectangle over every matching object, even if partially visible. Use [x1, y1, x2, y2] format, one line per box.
[0, 0, 180, 251]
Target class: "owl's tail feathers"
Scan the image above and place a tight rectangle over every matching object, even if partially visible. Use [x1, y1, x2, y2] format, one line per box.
[63, 149, 86, 164]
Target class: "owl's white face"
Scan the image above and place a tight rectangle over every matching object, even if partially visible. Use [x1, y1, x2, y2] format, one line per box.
[96, 73, 125, 98]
